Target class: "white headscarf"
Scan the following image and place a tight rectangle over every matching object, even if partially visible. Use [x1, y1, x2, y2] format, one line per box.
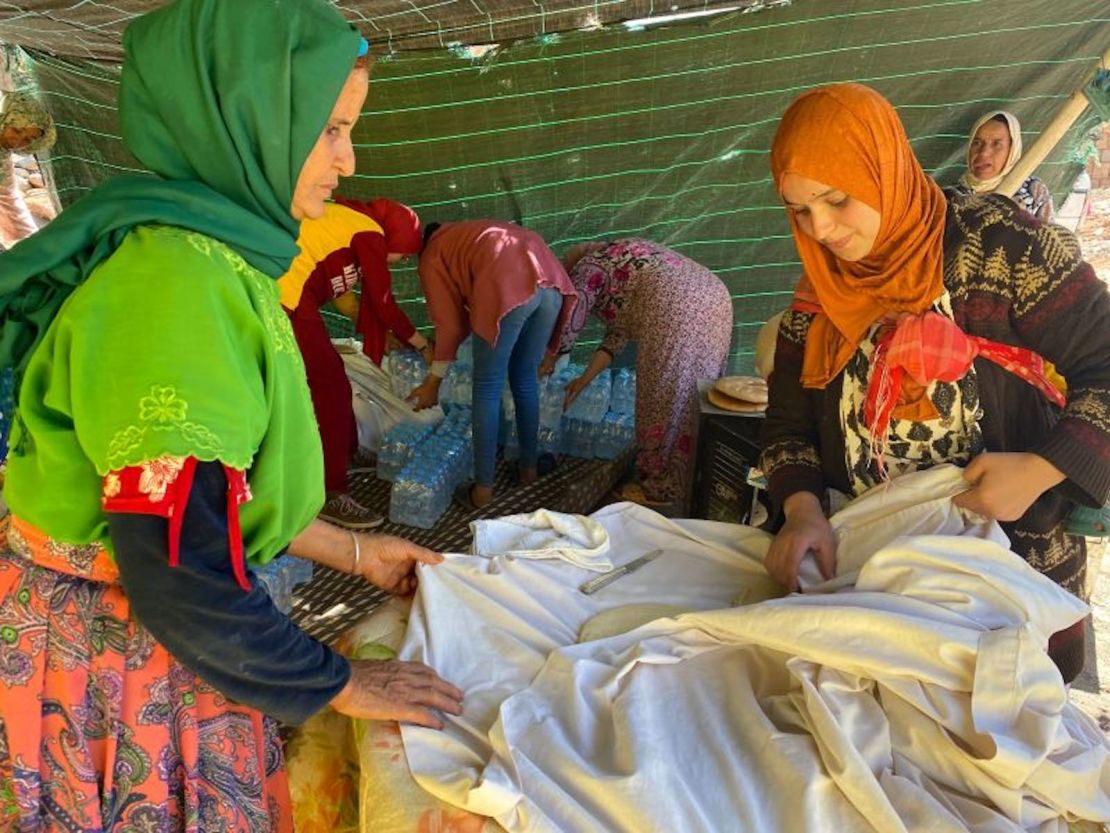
[958, 110, 1022, 193]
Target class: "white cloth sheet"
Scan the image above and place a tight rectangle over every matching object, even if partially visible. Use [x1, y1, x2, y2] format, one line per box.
[336, 341, 442, 451]
[470, 508, 612, 571]
[400, 466, 1108, 833]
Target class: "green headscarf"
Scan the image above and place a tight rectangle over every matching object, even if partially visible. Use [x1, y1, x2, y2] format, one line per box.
[4, 0, 364, 561]
[0, 0, 360, 379]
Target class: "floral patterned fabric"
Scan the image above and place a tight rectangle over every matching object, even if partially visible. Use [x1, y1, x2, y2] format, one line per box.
[559, 239, 733, 504]
[286, 598, 497, 833]
[0, 516, 292, 832]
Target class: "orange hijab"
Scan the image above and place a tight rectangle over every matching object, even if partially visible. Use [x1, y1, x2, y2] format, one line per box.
[769, 83, 948, 389]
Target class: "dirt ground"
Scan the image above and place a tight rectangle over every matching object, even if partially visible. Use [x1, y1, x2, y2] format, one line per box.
[1069, 189, 1110, 729]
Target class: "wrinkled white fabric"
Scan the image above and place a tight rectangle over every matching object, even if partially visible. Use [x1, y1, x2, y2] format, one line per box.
[798, 464, 1004, 590]
[470, 508, 612, 571]
[336, 341, 442, 451]
[400, 468, 1107, 833]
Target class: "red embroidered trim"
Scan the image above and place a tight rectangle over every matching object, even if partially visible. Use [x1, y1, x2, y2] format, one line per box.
[102, 457, 253, 591]
[225, 467, 253, 591]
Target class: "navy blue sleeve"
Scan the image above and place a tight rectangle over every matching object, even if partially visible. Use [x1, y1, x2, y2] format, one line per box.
[108, 461, 350, 725]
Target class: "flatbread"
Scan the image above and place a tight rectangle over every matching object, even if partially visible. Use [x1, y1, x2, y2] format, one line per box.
[577, 603, 689, 643]
[714, 375, 769, 404]
[707, 386, 767, 413]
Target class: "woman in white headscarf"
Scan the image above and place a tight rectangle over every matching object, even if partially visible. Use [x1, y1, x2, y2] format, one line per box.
[959, 110, 1054, 222]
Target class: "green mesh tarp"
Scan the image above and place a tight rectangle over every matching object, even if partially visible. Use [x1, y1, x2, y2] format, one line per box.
[0, 1, 775, 61]
[13, 0, 1110, 371]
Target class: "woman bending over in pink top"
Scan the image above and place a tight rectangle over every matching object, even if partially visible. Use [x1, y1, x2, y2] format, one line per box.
[408, 220, 576, 509]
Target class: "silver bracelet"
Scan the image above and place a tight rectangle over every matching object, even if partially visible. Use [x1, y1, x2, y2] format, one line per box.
[349, 530, 361, 574]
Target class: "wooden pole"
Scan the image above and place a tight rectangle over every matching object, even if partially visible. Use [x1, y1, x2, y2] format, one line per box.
[995, 46, 1110, 197]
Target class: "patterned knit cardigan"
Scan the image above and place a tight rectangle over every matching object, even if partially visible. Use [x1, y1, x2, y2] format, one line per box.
[761, 190, 1110, 602]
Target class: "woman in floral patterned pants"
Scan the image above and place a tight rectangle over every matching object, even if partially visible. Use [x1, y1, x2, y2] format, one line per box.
[550, 239, 733, 508]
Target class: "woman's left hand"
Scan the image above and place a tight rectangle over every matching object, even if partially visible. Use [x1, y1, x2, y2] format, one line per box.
[953, 452, 1065, 522]
[353, 533, 444, 595]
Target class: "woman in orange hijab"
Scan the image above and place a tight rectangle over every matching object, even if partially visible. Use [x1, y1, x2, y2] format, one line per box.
[760, 84, 1110, 683]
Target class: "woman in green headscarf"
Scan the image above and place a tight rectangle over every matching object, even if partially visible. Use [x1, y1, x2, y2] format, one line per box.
[0, 90, 55, 247]
[0, 1, 462, 829]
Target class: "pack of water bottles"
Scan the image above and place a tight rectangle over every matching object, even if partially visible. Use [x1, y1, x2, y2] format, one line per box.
[377, 421, 437, 482]
[533, 366, 637, 461]
[385, 364, 639, 526]
[389, 338, 475, 410]
[389, 407, 475, 529]
[254, 554, 314, 615]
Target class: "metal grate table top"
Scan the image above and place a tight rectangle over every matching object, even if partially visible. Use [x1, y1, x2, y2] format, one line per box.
[290, 449, 633, 645]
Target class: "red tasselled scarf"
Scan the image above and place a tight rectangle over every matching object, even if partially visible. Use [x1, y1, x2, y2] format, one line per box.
[864, 311, 1065, 474]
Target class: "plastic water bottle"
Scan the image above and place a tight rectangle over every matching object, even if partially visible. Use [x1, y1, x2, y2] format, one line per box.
[254, 555, 314, 615]
[616, 412, 635, 451]
[566, 369, 611, 423]
[450, 364, 472, 409]
[502, 420, 520, 460]
[610, 368, 636, 417]
[594, 412, 631, 459]
[539, 375, 566, 430]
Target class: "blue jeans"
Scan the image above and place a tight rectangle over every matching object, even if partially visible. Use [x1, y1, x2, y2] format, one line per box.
[471, 287, 562, 487]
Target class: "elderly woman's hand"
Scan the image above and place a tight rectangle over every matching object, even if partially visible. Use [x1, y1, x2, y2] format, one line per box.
[353, 533, 442, 595]
[764, 492, 837, 592]
[406, 376, 440, 411]
[330, 659, 464, 727]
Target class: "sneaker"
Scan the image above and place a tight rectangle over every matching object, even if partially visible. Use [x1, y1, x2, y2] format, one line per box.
[319, 493, 385, 530]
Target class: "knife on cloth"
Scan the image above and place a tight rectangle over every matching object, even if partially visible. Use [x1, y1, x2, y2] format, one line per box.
[578, 549, 663, 595]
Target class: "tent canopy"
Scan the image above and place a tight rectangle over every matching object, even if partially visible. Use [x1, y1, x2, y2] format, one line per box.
[0, 0, 776, 61]
[2, 0, 1106, 371]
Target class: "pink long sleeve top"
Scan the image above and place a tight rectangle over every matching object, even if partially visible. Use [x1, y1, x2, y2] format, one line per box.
[418, 220, 576, 362]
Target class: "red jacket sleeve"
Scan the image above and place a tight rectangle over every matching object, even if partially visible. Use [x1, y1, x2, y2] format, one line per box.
[353, 232, 416, 336]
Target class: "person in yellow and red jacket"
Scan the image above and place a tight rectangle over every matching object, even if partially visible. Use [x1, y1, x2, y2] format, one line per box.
[280, 197, 428, 528]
